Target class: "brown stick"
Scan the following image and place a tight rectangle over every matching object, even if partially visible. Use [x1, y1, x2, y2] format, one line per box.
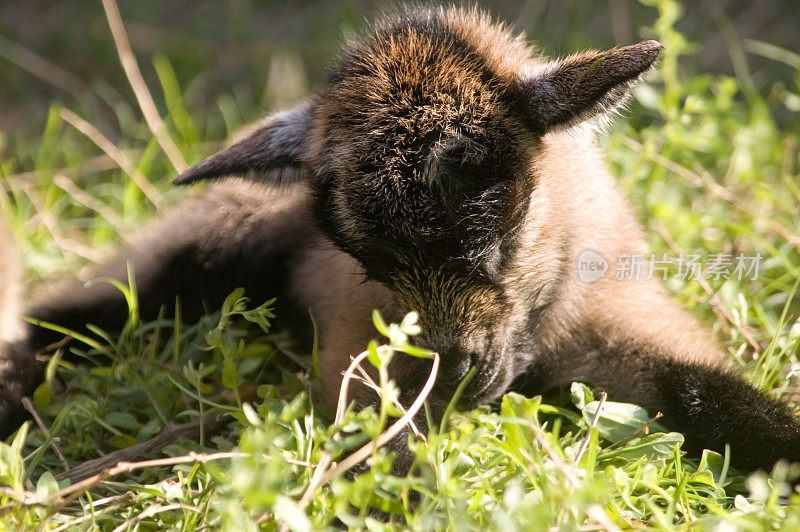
[59, 108, 165, 210]
[100, 0, 188, 174]
[56, 411, 231, 483]
[22, 398, 69, 471]
[0, 34, 87, 100]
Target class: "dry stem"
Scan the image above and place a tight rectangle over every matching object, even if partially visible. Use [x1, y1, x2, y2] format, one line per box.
[100, 0, 188, 173]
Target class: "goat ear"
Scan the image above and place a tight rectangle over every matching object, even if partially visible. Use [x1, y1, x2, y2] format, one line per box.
[174, 100, 313, 186]
[518, 40, 662, 134]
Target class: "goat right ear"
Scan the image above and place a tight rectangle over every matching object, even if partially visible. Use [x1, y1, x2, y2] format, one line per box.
[174, 100, 313, 186]
[517, 41, 662, 134]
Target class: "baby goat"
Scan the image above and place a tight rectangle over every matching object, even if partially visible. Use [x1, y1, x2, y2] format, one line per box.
[2, 6, 799, 474]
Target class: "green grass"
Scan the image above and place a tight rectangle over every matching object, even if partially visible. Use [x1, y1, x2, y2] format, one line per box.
[2, 0, 800, 529]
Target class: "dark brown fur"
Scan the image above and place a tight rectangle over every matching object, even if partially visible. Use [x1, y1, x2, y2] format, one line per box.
[2, 6, 799, 474]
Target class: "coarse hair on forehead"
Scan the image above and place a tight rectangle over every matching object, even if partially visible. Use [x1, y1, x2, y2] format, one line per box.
[311, 5, 539, 188]
[327, 5, 538, 88]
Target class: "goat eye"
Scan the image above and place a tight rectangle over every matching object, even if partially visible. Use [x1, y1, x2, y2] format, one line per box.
[427, 137, 496, 203]
[435, 164, 471, 195]
[435, 157, 490, 196]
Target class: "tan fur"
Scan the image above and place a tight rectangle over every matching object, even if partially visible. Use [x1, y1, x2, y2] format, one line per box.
[0, 223, 22, 344]
[514, 131, 726, 406]
[288, 235, 398, 406]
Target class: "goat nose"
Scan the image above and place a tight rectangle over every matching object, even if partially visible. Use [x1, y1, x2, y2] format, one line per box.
[437, 345, 473, 385]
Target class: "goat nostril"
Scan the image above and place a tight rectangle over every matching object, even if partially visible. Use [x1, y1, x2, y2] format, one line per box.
[440, 350, 473, 385]
[422, 336, 476, 385]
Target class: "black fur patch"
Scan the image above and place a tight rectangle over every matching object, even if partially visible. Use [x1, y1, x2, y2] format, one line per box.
[650, 357, 800, 471]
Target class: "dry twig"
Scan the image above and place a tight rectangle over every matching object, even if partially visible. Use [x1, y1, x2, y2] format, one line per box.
[273, 349, 440, 530]
[0, 450, 248, 519]
[319, 352, 439, 484]
[21, 398, 69, 471]
[100, 0, 188, 174]
[0, 34, 87, 100]
[17, 181, 102, 263]
[59, 108, 165, 210]
[53, 174, 126, 232]
[111, 502, 199, 532]
[656, 224, 762, 352]
[573, 391, 606, 465]
[57, 411, 231, 483]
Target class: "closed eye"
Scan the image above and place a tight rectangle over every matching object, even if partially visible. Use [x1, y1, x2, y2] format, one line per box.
[430, 134, 484, 181]
[441, 136, 487, 167]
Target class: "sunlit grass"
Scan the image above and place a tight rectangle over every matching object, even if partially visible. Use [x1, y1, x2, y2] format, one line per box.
[1, 0, 800, 529]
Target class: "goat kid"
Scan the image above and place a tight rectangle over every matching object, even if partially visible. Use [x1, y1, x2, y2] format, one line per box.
[2, 6, 799, 475]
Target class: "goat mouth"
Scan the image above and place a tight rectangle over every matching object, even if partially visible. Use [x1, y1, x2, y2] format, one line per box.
[458, 346, 509, 407]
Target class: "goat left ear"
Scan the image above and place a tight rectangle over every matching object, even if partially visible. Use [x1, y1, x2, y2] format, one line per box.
[518, 40, 662, 134]
[174, 100, 313, 186]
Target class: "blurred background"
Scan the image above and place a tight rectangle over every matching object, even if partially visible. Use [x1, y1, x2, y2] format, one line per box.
[1, 0, 799, 139]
